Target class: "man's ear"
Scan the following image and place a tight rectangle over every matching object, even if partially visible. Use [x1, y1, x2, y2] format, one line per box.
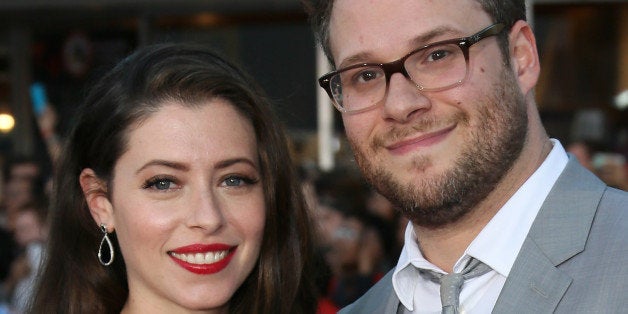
[508, 20, 541, 96]
[79, 168, 115, 231]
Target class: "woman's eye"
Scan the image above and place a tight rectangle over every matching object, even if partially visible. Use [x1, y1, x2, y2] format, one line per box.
[153, 180, 171, 190]
[224, 177, 242, 187]
[143, 177, 178, 191]
[221, 175, 257, 187]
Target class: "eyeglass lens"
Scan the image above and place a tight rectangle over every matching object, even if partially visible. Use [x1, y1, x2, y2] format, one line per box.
[329, 41, 468, 112]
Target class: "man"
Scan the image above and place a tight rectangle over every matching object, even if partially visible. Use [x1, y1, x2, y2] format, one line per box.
[304, 0, 628, 313]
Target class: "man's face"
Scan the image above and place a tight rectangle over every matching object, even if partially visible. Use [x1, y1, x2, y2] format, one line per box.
[328, 0, 529, 227]
[14, 210, 44, 246]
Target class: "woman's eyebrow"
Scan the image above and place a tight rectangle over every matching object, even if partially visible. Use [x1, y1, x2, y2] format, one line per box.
[214, 158, 257, 170]
[135, 160, 189, 174]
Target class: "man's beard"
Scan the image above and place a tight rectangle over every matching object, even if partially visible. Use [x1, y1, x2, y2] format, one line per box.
[350, 68, 529, 228]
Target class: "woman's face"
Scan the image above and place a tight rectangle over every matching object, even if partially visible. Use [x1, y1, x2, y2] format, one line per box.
[103, 100, 265, 313]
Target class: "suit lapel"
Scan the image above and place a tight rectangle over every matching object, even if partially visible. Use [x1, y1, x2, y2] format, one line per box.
[493, 158, 606, 313]
[492, 237, 573, 313]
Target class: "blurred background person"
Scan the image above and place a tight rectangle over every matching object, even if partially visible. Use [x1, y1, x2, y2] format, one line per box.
[567, 140, 628, 190]
[0, 155, 49, 313]
[2, 200, 48, 314]
[592, 151, 628, 190]
[1, 156, 47, 231]
[310, 168, 396, 310]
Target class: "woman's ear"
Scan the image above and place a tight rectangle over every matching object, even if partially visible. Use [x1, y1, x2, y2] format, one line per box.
[508, 20, 541, 96]
[79, 168, 115, 231]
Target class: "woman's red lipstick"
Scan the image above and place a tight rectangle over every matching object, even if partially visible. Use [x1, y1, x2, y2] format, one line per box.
[169, 244, 236, 275]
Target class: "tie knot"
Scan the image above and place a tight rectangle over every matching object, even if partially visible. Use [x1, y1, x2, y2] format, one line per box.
[440, 273, 464, 289]
[417, 258, 492, 314]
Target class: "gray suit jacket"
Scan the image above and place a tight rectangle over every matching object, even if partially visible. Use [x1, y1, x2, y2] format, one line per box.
[340, 157, 628, 313]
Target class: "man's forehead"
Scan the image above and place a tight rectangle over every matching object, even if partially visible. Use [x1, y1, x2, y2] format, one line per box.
[328, 0, 489, 66]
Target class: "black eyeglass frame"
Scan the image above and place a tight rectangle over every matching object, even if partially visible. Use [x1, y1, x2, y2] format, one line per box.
[318, 23, 506, 113]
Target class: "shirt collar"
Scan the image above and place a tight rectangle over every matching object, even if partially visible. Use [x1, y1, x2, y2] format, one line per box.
[392, 224, 424, 311]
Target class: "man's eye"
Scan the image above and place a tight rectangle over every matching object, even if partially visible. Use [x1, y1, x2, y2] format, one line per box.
[358, 70, 378, 82]
[354, 69, 382, 83]
[427, 50, 450, 62]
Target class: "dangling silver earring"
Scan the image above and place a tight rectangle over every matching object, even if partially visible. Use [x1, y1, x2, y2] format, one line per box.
[98, 224, 114, 266]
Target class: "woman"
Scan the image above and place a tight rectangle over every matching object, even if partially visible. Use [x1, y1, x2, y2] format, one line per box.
[29, 43, 316, 313]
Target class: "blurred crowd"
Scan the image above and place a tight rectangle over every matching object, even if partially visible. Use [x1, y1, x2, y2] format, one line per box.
[0, 155, 50, 314]
[566, 140, 628, 191]
[0, 99, 58, 314]
[300, 166, 406, 313]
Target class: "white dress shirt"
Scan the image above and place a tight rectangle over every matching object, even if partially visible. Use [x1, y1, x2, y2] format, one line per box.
[392, 139, 569, 313]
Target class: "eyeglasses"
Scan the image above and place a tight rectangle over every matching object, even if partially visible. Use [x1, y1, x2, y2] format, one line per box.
[318, 23, 506, 114]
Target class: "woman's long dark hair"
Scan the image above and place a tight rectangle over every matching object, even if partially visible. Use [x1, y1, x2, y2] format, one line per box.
[28, 43, 317, 313]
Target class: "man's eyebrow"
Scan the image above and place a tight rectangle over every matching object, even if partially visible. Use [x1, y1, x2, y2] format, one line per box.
[409, 26, 460, 47]
[337, 26, 460, 68]
[338, 51, 377, 68]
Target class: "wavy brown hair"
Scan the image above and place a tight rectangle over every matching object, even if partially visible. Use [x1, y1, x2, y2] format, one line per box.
[28, 43, 317, 314]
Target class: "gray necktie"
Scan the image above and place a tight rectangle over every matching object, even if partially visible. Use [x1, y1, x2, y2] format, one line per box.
[419, 258, 492, 314]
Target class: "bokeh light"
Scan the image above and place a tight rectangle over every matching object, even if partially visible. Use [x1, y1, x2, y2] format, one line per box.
[0, 113, 15, 133]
